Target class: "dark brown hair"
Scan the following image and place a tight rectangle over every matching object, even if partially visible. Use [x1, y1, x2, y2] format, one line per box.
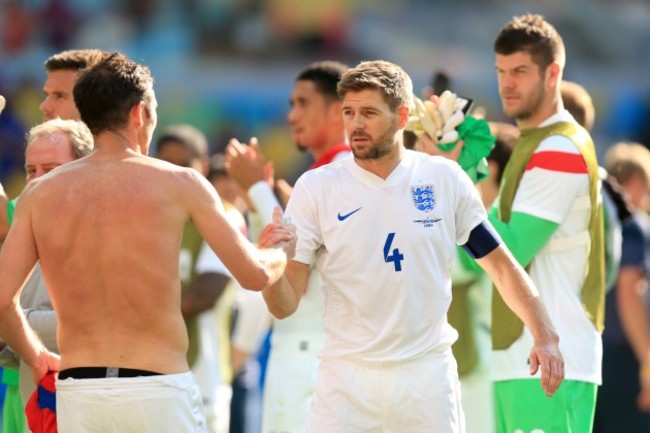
[494, 14, 565, 72]
[73, 52, 154, 135]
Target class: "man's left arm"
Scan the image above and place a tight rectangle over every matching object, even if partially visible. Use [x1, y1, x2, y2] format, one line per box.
[457, 181, 564, 396]
[473, 237, 564, 397]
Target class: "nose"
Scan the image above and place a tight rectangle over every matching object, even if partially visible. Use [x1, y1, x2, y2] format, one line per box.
[500, 73, 516, 92]
[287, 105, 298, 124]
[349, 113, 365, 129]
[39, 98, 52, 119]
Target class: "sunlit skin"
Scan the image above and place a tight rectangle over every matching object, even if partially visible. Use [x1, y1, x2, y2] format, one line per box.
[341, 88, 409, 179]
[496, 51, 562, 129]
[25, 132, 76, 183]
[137, 93, 158, 156]
[287, 80, 344, 160]
[39, 70, 80, 121]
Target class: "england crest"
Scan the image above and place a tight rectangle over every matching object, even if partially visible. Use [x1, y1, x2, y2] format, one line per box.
[411, 185, 435, 212]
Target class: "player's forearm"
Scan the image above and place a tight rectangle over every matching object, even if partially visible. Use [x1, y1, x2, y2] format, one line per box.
[262, 275, 300, 319]
[479, 245, 558, 345]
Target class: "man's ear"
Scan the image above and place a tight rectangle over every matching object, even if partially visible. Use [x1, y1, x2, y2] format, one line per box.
[546, 62, 561, 89]
[396, 105, 410, 129]
[129, 101, 146, 128]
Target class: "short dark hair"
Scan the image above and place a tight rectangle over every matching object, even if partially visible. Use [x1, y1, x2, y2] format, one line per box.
[337, 60, 413, 112]
[156, 124, 208, 159]
[296, 60, 349, 102]
[44, 49, 107, 73]
[494, 13, 565, 72]
[73, 52, 155, 135]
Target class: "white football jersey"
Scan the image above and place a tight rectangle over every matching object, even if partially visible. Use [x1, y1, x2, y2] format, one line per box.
[286, 149, 487, 362]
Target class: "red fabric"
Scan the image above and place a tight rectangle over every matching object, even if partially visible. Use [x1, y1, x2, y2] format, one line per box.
[25, 372, 58, 433]
[525, 151, 588, 174]
[309, 143, 350, 170]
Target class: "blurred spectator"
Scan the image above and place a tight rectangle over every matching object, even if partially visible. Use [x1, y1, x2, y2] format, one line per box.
[264, 0, 354, 55]
[562, 80, 595, 131]
[0, 96, 27, 190]
[422, 70, 452, 100]
[1, 1, 32, 54]
[40, 0, 79, 49]
[119, 0, 159, 34]
[595, 142, 650, 433]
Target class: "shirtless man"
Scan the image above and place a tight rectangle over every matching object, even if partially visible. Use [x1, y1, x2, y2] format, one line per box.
[0, 52, 295, 432]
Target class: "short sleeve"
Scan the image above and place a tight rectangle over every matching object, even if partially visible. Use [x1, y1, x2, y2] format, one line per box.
[454, 165, 488, 245]
[512, 135, 589, 223]
[284, 175, 323, 266]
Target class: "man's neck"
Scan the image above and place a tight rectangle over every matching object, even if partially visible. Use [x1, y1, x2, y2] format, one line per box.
[516, 96, 563, 130]
[355, 144, 404, 180]
[95, 130, 142, 155]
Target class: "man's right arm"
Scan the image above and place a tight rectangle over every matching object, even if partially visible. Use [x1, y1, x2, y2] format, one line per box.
[186, 170, 294, 292]
[0, 188, 59, 381]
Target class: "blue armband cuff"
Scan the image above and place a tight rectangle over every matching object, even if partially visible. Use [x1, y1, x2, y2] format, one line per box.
[461, 220, 501, 259]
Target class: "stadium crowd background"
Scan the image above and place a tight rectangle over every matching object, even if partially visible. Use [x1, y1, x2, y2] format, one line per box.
[0, 0, 648, 201]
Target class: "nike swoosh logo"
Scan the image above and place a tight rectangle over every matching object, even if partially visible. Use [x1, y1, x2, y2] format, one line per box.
[337, 207, 362, 221]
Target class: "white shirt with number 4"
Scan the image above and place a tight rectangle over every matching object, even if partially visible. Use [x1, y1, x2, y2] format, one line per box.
[286, 150, 487, 363]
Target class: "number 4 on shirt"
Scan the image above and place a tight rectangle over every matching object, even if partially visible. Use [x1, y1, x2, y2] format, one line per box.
[383, 233, 404, 272]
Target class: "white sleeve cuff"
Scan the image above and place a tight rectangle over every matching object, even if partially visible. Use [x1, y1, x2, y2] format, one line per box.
[248, 181, 281, 227]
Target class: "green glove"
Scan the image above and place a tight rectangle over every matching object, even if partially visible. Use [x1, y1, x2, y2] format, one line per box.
[455, 116, 495, 184]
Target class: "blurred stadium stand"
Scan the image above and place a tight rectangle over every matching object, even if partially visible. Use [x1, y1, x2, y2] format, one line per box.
[0, 0, 648, 197]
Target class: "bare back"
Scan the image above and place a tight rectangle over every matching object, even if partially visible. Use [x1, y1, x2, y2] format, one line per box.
[26, 152, 225, 373]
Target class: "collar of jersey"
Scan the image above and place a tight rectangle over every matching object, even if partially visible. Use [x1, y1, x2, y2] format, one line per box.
[345, 150, 414, 189]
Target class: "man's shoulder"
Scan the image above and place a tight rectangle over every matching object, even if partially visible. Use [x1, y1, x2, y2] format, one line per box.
[536, 133, 581, 154]
[535, 118, 591, 153]
[412, 151, 461, 178]
[302, 157, 347, 181]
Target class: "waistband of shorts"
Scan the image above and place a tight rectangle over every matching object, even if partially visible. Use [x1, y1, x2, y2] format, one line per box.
[58, 367, 164, 380]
